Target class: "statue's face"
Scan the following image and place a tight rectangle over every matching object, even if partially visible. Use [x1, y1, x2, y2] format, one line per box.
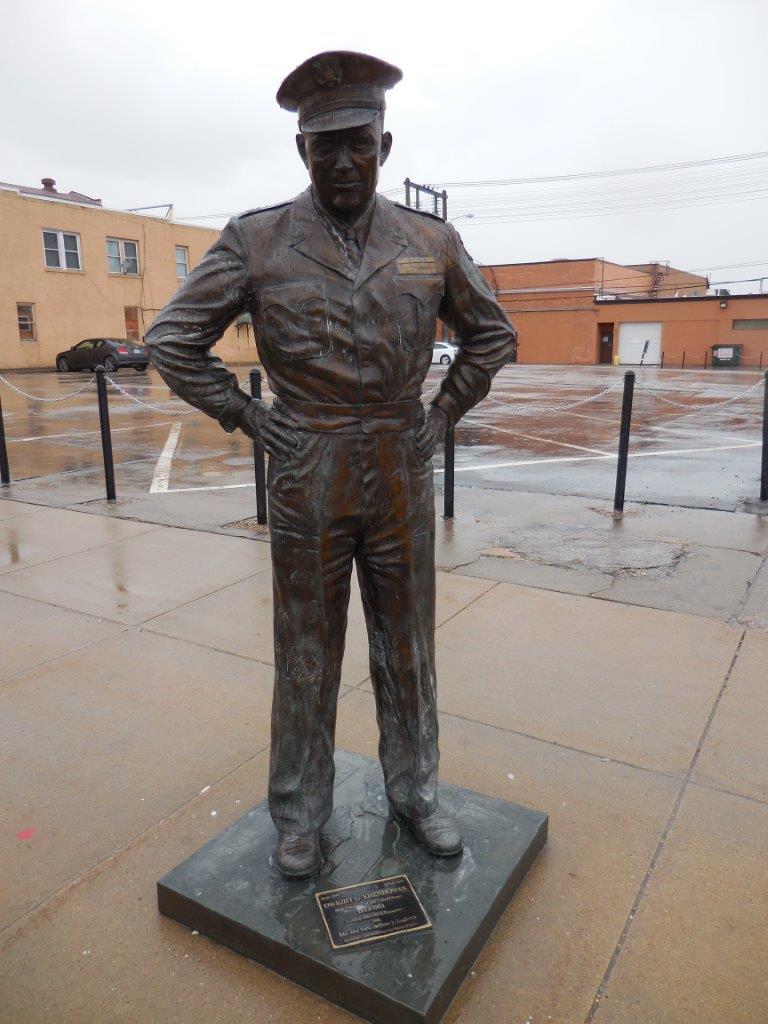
[297, 120, 392, 220]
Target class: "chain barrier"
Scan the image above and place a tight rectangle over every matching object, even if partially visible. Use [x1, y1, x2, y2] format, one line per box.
[102, 375, 199, 415]
[1, 364, 766, 509]
[0, 369, 271, 416]
[0, 369, 761, 419]
[0, 371, 96, 403]
[480, 379, 624, 415]
[421, 379, 444, 402]
[633, 377, 764, 412]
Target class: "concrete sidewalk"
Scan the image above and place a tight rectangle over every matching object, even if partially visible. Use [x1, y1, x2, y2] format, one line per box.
[1, 495, 767, 1023]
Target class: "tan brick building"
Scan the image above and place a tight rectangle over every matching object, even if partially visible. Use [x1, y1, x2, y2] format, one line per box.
[0, 178, 253, 371]
[5, 179, 766, 373]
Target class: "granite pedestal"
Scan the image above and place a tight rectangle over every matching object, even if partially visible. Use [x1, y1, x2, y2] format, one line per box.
[157, 751, 548, 1024]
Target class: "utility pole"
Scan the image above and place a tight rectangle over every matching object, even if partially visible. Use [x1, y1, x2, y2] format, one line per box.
[404, 179, 455, 519]
[403, 179, 447, 222]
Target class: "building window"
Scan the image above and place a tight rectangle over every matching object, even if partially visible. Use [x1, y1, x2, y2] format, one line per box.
[175, 245, 189, 278]
[42, 230, 81, 270]
[107, 237, 140, 275]
[733, 319, 768, 330]
[124, 306, 140, 341]
[17, 303, 36, 341]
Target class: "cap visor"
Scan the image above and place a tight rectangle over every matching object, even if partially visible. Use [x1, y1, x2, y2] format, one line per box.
[301, 106, 380, 133]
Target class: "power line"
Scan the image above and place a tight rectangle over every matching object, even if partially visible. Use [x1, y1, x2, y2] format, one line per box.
[445, 172, 768, 212]
[443, 167, 768, 204]
[692, 258, 768, 272]
[450, 191, 768, 225]
[426, 149, 768, 189]
[383, 153, 768, 225]
[182, 153, 768, 223]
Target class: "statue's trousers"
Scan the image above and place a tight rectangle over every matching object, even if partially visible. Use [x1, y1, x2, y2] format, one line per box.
[266, 399, 439, 835]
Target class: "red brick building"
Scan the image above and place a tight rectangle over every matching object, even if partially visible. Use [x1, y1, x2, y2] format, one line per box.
[471, 258, 768, 369]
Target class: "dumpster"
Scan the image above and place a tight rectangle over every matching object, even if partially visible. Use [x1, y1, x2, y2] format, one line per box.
[710, 344, 743, 368]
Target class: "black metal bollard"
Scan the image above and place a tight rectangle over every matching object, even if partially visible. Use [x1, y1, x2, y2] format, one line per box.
[761, 371, 768, 502]
[95, 366, 116, 501]
[250, 368, 267, 525]
[613, 371, 635, 513]
[443, 422, 455, 519]
[0, 389, 10, 486]
[660, 351, 665, 368]
[681, 351, 686, 369]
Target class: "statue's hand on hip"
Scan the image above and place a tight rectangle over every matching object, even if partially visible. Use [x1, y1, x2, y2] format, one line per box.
[240, 400, 300, 461]
[414, 405, 448, 461]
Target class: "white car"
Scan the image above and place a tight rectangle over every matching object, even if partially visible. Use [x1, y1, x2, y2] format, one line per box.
[431, 341, 457, 365]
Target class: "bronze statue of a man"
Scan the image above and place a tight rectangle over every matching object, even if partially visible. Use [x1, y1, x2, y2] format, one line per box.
[146, 51, 516, 879]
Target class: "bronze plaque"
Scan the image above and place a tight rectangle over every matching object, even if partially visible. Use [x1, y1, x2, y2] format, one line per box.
[315, 874, 432, 949]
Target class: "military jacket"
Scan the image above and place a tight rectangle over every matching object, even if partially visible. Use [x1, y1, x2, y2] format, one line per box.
[145, 188, 516, 430]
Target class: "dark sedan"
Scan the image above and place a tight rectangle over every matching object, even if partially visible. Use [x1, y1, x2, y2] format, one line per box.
[56, 338, 149, 373]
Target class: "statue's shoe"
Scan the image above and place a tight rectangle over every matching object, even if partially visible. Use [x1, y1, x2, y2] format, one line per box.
[274, 832, 322, 878]
[392, 808, 464, 857]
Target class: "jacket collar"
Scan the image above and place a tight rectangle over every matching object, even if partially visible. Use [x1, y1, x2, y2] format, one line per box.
[289, 188, 407, 288]
[354, 195, 407, 291]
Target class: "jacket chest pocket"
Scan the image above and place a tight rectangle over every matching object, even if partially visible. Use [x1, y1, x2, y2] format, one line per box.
[395, 276, 444, 351]
[256, 282, 332, 362]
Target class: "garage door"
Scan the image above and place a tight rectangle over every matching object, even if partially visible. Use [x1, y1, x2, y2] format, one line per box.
[618, 322, 662, 365]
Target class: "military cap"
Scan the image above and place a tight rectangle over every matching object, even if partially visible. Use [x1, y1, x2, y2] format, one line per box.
[277, 50, 402, 133]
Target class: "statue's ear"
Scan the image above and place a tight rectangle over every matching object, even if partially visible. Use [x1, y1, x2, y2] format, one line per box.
[380, 131, 393, 166]
[296, 133, 309, 169]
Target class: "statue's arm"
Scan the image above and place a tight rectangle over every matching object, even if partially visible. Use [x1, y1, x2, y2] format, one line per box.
[430, 224, 517, 428]
[145, 218, 253, 433]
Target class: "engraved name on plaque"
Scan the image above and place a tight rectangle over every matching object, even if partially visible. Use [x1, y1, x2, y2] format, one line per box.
[316, 874, 432, 950]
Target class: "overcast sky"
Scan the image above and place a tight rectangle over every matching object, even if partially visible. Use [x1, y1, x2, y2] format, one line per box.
[2, 0, 767, 290]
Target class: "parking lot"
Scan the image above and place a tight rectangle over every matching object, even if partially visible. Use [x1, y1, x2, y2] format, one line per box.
[0, 363, 765, 514]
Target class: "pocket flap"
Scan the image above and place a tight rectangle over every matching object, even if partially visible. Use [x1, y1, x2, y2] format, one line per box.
[394, 276, 443, 306]
[260, 281, 327, 314]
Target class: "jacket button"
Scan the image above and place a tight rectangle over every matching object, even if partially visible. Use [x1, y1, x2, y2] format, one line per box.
[364, 414, 373, 424]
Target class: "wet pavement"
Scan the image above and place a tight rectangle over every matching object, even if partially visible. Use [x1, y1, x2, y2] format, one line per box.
[1, 364, 765, 512]
[1, 497, 767, 1024]
[2, 367, 767, 1021]
[3, 362, 766, 632]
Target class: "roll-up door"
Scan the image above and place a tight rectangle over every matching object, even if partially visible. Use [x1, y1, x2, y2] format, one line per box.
[618, 322, 662, 365]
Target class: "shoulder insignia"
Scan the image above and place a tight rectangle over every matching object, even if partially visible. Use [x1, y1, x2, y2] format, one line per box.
[236, 201, 292, 221]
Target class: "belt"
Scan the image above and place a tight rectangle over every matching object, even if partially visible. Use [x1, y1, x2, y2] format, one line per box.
[276, 398, 424, 434]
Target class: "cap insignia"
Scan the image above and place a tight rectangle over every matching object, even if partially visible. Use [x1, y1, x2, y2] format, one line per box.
[313, 56, 343, 88]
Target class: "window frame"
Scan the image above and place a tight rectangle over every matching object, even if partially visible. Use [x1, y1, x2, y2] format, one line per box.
[732, 318, 768, 331]
[42, 229, 82, 271]
[106, 236, 140, 276]
[17, 303, 37, 342]
[175, 244, 190, 279]
[123, 305, 141, 342]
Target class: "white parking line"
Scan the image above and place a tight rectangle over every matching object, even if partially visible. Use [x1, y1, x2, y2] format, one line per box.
[150, 422, 182, 493]
[465, 418, 612, 457]
[435, 441, 760, 474]
[166, 482, 254, 493]
[8, 421, 176, 442]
